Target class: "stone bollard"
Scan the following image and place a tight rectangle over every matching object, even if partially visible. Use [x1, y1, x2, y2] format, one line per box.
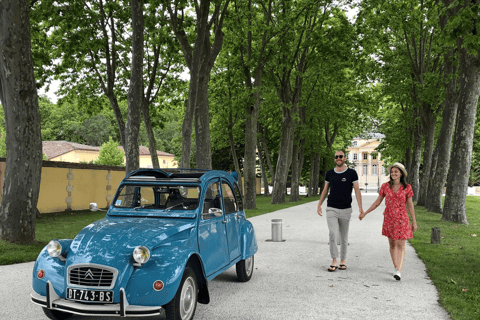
[431, 227, 441, 244]
[271, 219, 283, 242]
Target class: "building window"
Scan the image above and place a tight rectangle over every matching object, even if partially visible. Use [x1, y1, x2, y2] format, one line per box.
[353, 141, 357, 146]
[353, 153, 358, 160]
[363, 153, 368, 160]
[372, 164, 378, 175]
[372, 154, 377, 160]
[363, 164, 368, 176]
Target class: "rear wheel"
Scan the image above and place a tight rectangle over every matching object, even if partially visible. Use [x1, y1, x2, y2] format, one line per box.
[164, 267, 198, 320]
[42, 308, 72, 320]
[236, 255, 254, 282]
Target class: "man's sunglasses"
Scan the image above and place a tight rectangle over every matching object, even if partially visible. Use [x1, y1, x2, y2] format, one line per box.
[334, 155, 344, 159]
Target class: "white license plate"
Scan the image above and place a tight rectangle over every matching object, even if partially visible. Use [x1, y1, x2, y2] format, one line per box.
[66, 288, 114, 303]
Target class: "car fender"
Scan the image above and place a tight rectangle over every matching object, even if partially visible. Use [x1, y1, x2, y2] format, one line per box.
[32, 240, 72, 297]
[124, 246, 204, 307]
[240, 220, 258, 259]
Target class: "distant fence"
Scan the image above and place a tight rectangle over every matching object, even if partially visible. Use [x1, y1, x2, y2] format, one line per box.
[0, 158, 260, 214]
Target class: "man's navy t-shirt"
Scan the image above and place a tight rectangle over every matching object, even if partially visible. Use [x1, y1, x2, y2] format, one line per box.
[325, 167, 358, 209]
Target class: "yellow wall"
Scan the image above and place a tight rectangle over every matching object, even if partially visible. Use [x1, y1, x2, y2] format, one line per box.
[0, 160, 258, 213]
[37, 166, 126, 213]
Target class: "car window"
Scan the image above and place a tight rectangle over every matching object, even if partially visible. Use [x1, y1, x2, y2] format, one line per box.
[202, 181, 222, 219]
[222, 182, 237, 214]
[234, 183, 243, 211]
[114, 185, 200, 211]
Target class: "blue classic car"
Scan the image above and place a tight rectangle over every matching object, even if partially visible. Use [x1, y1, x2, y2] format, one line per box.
[31, 169, 258, 320]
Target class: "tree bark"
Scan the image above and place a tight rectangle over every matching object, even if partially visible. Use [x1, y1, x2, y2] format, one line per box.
[426, 49, 458, 213]
[442, 46, 479, 224]
[271, 102, 296, 204]
[417, 106, 437, 206]
[227, 95, 243, 192]
[409, 110, 422, 202]
[0, 0, 43, 244]
[125, 0, 144, 175]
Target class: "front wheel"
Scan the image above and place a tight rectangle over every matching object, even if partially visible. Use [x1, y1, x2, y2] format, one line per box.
[42, 308, 73, 320]
[236, 255, 254, 282]
[164, 267, 198, 320]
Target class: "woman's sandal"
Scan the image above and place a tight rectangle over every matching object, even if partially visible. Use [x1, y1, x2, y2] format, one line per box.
[338, 264, 347, 270]
[328, 265, 338, 272]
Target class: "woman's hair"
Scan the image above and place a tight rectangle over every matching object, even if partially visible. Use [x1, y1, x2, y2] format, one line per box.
[388, 166, 408, 189]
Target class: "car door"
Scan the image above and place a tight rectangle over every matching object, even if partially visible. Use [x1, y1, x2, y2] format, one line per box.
[221, 180, 241, 262]
[198, 180, 229, 276]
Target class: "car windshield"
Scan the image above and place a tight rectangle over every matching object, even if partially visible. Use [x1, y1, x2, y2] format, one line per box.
[114, 185, 200, 211]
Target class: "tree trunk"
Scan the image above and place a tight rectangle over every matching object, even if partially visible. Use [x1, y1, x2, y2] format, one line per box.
[258, 143, 269, 196]
[107, 95, 126, 149]
[442, 47, 480, 224]
[181, 77, 196, 169]
[426, 49, 458, 213]
[0, 0, 43, 244]
[271, 104, 296, 204]
[195, 70, 212, 169]
[409, 113, 422, 202]
[125, 0, 144, 175]
[308, 151, 321, 197]
[417, 107, 436, 206]
[142, 99, 160, 169]
[227, 101, 243, 192]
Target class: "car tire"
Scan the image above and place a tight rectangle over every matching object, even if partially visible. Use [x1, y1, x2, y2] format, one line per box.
[164, 267, 198, 320]
[42, 308, 73, 320]
[236, 255, 254, 282]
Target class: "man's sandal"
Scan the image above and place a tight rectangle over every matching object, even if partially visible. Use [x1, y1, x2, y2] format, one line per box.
[328, 265, 338, 272]
[338, 264, 347, 270]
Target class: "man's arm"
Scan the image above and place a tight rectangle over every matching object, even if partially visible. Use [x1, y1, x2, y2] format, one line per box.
[317, 182, 329, 216]
[353, 181, 364, 215]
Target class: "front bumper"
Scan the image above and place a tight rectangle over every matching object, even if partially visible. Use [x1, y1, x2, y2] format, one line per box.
[31, 281, 162, 318]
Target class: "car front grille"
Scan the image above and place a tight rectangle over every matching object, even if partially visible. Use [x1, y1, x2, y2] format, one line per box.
[67, 264, 118, 289]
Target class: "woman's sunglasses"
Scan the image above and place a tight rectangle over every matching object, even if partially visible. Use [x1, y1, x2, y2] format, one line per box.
[334, 155, 344, 159]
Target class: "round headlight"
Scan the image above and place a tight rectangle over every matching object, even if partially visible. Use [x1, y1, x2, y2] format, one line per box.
[47, 240, 62, 258]
[133, 246, 150, 265]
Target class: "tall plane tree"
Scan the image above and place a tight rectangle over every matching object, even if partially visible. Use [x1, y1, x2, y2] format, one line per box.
[166, 0, 229, 169]
[442, 0, 480, 224]
[0, 0, 43, 244]
[125, 0, 144, 174]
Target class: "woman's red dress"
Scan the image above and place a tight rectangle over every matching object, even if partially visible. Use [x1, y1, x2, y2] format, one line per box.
[379, 182, 414, 240]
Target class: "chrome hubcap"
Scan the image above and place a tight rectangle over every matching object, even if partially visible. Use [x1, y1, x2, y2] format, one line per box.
[245, 256, 253, 276]
[180, 276, 196, 319]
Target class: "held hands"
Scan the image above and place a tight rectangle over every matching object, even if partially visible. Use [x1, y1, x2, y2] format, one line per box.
[358, 210, 366, 221]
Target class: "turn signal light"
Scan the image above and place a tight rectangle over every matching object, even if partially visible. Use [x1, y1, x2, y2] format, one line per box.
[37, 269, 45, 279]
[153, 280, 164, 291]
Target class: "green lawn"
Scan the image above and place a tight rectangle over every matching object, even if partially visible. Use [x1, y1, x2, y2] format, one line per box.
[409, 196, 480, 320]
[1, 194, 478, 320]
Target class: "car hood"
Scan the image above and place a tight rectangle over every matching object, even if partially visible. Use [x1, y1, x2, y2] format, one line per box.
[66, 216, 196, 266]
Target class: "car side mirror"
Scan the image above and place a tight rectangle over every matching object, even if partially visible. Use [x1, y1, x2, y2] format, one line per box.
[208, 207, 223, 217]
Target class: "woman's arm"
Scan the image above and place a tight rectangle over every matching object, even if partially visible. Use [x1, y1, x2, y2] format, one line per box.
[359, 194, 384, 220]
[406, 197, 417, 232]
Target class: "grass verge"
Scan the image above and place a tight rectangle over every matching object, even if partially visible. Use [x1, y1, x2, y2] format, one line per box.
[409, 196, 480, 320]
[0, 194, 320, 265]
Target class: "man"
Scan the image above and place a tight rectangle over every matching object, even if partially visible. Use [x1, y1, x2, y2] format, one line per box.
[317, 150, 363, 272]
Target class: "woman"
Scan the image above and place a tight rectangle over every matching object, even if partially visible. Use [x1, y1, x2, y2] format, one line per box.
[358, 162, 417, 280]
